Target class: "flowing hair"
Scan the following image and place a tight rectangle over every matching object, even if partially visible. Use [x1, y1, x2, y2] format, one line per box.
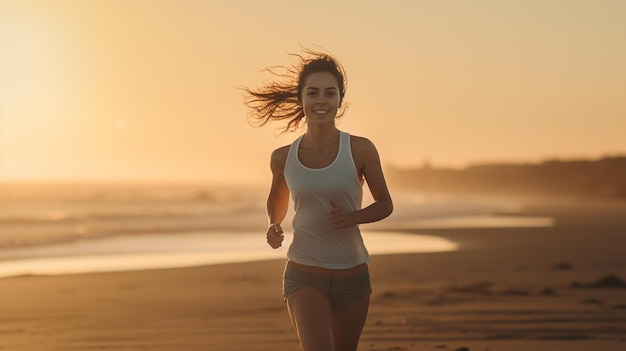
[242, 48, 348, 133]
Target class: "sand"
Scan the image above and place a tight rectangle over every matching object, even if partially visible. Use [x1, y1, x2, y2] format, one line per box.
[1, 201, 625, 351]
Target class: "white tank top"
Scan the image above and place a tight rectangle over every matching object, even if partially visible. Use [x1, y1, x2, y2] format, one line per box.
[283, 131, 369, 269]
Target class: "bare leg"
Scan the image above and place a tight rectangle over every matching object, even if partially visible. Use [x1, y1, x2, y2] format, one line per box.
[286, 287, 334, 351]
[331, 295, 370, 351]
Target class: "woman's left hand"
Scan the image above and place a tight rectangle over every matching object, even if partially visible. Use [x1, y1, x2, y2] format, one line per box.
[330, 201, 356, 229]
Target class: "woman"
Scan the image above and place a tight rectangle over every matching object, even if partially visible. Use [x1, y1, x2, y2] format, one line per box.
[243, 49, 393, 351]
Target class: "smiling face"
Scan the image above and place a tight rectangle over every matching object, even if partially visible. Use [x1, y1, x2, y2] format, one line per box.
[300, 71, 341, 126]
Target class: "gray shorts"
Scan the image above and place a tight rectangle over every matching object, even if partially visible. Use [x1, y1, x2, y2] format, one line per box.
[282, 262, 372, 309]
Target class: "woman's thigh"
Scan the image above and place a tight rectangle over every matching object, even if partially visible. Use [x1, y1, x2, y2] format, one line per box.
[287, 287, 334, 351]
[331, 294, 370, 351]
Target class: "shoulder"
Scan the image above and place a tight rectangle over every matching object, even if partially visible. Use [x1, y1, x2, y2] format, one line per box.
[349, 134, 378, 155]
[348, 134, 382, 174]
[270, 144, 291, 173]
[271, 144, 291, 159]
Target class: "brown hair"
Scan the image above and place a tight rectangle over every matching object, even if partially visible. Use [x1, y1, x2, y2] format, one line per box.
[242, 48, 348, 133]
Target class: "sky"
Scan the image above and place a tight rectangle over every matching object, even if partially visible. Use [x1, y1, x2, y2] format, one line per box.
[1, 0, 625, 185]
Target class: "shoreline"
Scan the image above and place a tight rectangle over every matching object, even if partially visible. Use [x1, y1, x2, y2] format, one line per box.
[0, 231, 458, 279]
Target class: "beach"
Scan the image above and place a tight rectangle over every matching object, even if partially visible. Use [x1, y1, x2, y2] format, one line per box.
[1, 200, 626, 351]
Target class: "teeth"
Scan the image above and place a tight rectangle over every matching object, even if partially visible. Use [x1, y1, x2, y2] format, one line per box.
[314, 110, 329, 114]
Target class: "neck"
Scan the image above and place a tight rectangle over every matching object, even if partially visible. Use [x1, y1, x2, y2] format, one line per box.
[303, 125, 340, 152]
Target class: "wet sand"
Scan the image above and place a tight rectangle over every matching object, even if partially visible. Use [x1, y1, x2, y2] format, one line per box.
[1, 201, 625, 350]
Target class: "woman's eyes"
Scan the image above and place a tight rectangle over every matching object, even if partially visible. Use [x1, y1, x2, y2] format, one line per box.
[307, 91, 336, 97]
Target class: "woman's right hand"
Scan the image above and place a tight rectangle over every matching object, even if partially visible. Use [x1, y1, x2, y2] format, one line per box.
[266, 223, 284, 249]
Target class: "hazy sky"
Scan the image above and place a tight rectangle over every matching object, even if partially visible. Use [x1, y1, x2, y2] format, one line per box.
[1, 0, 625, 184]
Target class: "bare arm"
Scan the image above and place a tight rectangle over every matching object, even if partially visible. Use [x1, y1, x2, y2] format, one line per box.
[331, 138, 393, 228]
[266, 147, 290, 248]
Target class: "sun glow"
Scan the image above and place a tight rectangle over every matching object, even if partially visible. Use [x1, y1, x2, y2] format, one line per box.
[1, 0, 624, 183]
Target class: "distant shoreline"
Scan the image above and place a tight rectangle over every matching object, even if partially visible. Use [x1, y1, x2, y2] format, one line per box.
[388, 155, 626, 202]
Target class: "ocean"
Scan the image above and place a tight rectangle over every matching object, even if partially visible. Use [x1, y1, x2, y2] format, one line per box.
[0, 183, 553, 278]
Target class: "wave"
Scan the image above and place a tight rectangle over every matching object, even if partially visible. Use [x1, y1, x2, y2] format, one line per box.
[0, 185, 523, 251]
